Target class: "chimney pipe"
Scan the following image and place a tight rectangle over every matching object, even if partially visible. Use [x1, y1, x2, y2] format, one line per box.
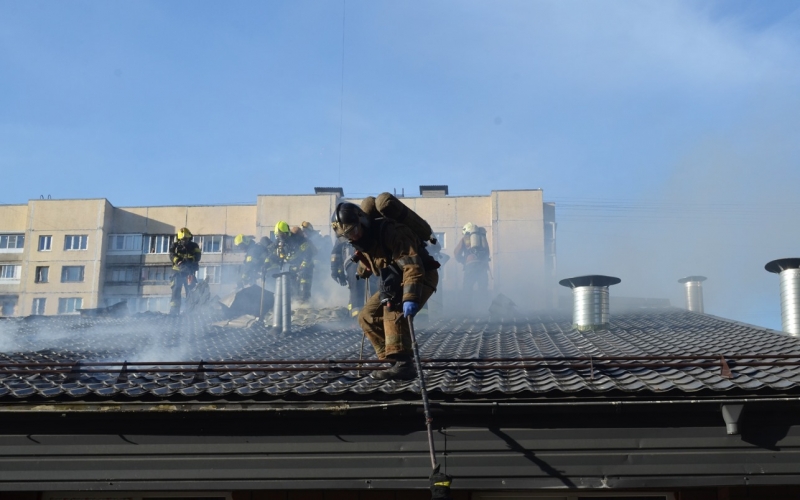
[559, 275, 621, 331]
[678, 276, 707, 313]
[765, 258, 800, 335]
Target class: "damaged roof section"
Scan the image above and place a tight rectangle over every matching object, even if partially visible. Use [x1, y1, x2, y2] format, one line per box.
[0, 308, 800, 403]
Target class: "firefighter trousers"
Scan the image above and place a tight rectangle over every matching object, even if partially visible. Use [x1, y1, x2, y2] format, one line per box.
[358, 269, 438, 359]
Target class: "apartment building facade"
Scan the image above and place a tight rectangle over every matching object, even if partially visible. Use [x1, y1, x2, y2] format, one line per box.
[0, 187, 556, 316]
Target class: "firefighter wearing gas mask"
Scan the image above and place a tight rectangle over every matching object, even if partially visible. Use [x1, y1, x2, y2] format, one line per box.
[168, 227, 202, 315]
[331, 202, 439, 380]
[273, 221, 316, 303]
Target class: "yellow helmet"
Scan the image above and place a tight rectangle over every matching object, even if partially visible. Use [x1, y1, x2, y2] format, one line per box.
[274, 221, 290, 237]
[234, 234, 253, 247]
[301, 221, 314, 231]
[462, 222, 476, 235]
[177, 227, 193, 240]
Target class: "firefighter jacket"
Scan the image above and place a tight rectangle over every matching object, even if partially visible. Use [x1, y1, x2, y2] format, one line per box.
[241, 241, 271, 281]
[273, 228, 315, 274]
[351, 219, 437, 304]
[169, 239, 201, 272]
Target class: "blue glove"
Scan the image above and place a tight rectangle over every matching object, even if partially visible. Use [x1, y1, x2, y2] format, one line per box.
[403, 301, 420, 317]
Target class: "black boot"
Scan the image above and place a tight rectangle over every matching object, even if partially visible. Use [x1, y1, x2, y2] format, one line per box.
[373, 354, 417, 381]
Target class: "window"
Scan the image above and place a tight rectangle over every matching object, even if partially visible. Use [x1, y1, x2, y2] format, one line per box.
[109, 295, 170, 313]
[0, 265, 21, 282]
[0, 295, 18, 316]
[141, 265, 171, 282]
[198, 235, 223, 254]
[107, 233, 143, 254]
[57, 297, 83, 314]
[106, 266, 139, 283]
[31, 298, 46, 315]
[0, 234, 24, 253]
[145, 234, 173, 254]
[433, 232, 446, 248]
[198, 265, 220, 284]
[38, 235, 52, 251]
[35, 266, 49, 283]
[64, 234, 88, 251]
[61, 266, 85, 283]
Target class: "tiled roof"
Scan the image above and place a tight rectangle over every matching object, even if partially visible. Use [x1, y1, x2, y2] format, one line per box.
[1, 308, 799, 402]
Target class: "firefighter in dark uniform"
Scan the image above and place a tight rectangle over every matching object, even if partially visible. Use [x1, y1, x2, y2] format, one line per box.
[331, 202, 439, 380]
[168, 227, 202, 315]
[274, 221, 316, 303]
[234, 233, 274, 287]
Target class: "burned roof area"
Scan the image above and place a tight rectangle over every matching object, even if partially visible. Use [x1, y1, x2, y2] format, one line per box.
[0, 307, 799, 403]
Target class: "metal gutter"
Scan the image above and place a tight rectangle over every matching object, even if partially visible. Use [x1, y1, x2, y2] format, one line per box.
[4, 395, 800, 413]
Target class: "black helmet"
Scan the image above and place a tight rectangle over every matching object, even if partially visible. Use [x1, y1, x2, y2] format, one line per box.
[331, 202, 368, 237]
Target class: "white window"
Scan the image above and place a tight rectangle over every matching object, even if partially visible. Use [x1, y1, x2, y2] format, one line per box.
[433, 232, 446, 248]
[35, 266, 49, 283]
[0, 234, 24, 253]
[106, 266, 139, 283]
[64, 234, 88, 251]
[198, 265, 220, 284]
[198, 235, 223, 254]
[31, 298, 46, 315]
[61, 265, 85, 283]
[57, 297, 83, 314]
[0, 265, 21, 283]
[38, 235, 52, 251]
[107, 233, 143, 254]
[141, 265, 171, 282]
[145, 234, 173, 254]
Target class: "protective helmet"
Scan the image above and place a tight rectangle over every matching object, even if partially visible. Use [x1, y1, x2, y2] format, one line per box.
[462, 222, 476, 235]
[274, 221, 291, 238]
[234, 234, 253, 247]
[177, 227, 193, 240]
[301, 221, 314, 231]
[331, 202, 367, 237]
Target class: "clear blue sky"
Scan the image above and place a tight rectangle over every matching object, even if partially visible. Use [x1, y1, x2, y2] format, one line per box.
[2, 1, 800, 329]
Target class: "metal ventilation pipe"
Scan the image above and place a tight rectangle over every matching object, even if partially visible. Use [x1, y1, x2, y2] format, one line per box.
[559, 275, 621, 331]
[678, 276, 707, 313]
[272, 273, 283, 330]
[765, 258, 800, 335]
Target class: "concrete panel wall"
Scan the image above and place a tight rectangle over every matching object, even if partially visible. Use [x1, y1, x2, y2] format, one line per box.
[257, 195, 339, 239]
[491, 190, 546, 310]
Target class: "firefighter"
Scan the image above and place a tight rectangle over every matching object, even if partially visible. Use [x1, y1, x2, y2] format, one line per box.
[331, 202, 439, 380]
[331, 234, 368, 318]
[454, 222, 490, 305]
[168, 227, 202, 315]
[234, 234, 274, 287]
[274, 221, 316, 303]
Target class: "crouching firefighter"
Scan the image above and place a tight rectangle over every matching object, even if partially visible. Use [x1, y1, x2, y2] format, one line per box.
[331, 202, 439, 380]
[169, 227, 202, 315]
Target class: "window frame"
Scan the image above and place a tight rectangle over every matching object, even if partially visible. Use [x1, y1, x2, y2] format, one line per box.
[57, 297, 83, 314]
[0, 233, 24, 253]
[197, 235, 224, 254]
[141, 265, 172, 283]
[144, 234, 174, 254]
[106, 266, 140, 284]
[0, 264, 21, 283]
[198, 265, 221, 284]
[38, 235, 52, 252]
[107, 233, 143, 255]
[34, 266, 49, 283]
[61, 265, 85, 283]
[64, 234, 88, 251]
[31, 297, 46, 315]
